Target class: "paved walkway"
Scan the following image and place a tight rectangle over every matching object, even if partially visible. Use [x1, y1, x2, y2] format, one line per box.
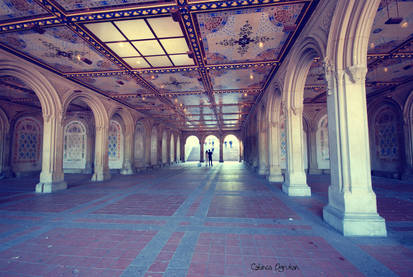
[0, 163, 412, 276]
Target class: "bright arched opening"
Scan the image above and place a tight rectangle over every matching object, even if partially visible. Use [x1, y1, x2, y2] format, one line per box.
[108, 119, 123, 169]
[204, 135, 219, 161]
[223, 134, 240, 161]
[185, 135, 200, 161]
[63, 120, 87, 171]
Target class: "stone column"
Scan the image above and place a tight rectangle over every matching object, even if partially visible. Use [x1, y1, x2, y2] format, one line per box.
[282, 107, 311, 196]
[200, 141, 204, 163]
[308, 127, 322, 174]
[0, 131, 11, 178]
[258, 125, 268, 175]
[267, 120, 283, 182]
[219, 138, 224, 163]
[121, 124, 134, 175]
[144, 127, 151, 168]
[166, 133, 171, 165]
[36, 113, 67, 193]
[239, 140, 243, 162]
[91, 124, 111, 181]
[323, 65, 386, 236]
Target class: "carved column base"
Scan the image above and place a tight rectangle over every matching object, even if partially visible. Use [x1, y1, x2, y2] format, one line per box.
[323, 205, 387, 237]
[258, 167, 267, 175]
[91, 170, 111, 181]
[267, 173, 283, 183]
[35, 181, 67, 193]
[282, 172, 311, 196]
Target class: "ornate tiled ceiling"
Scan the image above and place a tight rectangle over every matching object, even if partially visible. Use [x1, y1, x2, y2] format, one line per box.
[0, 0, 316, 131]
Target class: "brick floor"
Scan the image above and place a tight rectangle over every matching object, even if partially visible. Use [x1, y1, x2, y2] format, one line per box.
[0, 163, 411, 276]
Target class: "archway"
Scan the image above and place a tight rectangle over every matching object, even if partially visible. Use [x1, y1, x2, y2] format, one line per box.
[151, 126, 158, 166]
[223, 134, 240, 162]
[162, 130, 167, 164]
[170, 133, 175, 163]
[134, 121, 145, 169]
[63, 120, 87, 173]
[185, 135, 200, 162]
[11, 116, 43, 176]
[108, 118, 124, 170]
[204, 135, 220, 161]
[370, 102, 404, 178]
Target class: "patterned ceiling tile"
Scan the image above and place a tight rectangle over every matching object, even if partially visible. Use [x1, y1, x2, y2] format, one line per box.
[74, 74, 146, 95]
[54, 0, 160, 11]
[140, 71, 203, 92]
[0, 26, 120, 72]
[177, 94, 209, 106]
[367, 58, 413, 82]
[221, 105, 241, 114]
[0, 0, 48, 22]
[209, 67, 270, 90]
[197, 4, 304, 64]
[369, 1, 413, 54]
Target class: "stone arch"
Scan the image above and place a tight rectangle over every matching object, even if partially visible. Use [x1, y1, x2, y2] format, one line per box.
[0, 60, 62, 118]
[369, 99, 404, 177]
[282, 37, 324, 110]
[326, 0, 380, 71]
[63, 92, 110, 181]
[204, 134, 220, 162]
[63, 92, 108, 130]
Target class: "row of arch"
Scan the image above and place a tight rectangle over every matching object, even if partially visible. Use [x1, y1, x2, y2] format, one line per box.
[243, 0, 391, 237]
[0, 58, 184, 193]
[184, 134, 241, 162]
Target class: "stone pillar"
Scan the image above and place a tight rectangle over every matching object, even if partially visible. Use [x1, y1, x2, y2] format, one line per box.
[282, 107, 311, 196]
[219, 138, 224, 163]
[84, 126, 94, 174]
[121, 124, 134, 175]
[166, 133, 171, 165]
[239, 140, 243, 162]
[200, 141, 204, 163]
[323, 65, 386, 236]
[258, 124, 268, 175]
[308, 127, 322, 174]
[0, 131, 12, 178]
[267, 120, 283, 182]
[145, 127, 151, 168]
[91, 124, 111, 181]
[36, 113, 67, 193]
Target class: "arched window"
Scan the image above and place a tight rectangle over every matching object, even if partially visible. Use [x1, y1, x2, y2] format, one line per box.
[108, 120, 123, 169]
[316, 115, 330, 169]
[63, 120, 86, 169]
[13, 117, 41, 165]
[375, 108, 399, 161]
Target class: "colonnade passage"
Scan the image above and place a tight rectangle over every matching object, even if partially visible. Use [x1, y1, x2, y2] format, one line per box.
[0, 163, 412, 276]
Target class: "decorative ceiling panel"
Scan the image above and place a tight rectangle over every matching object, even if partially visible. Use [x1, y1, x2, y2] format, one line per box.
[367, 58, 413, 82]
[0, 26, 120, 72]
[197, 4, 304, 64]
[54, 0, 159, 12]
[177, 94, 209, 106]
[74, 74, 146, 95]
[141, 71, 203, 92]
[0, 0, 48, 22]
[209, 67, 270, 90]
[368, 1, 413, 54]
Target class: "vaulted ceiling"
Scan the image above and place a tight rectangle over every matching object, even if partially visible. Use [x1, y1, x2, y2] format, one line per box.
[0, 0, 412, 131]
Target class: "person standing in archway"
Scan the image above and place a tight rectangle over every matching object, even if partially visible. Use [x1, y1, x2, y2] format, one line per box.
[208, 149, 213, 166]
